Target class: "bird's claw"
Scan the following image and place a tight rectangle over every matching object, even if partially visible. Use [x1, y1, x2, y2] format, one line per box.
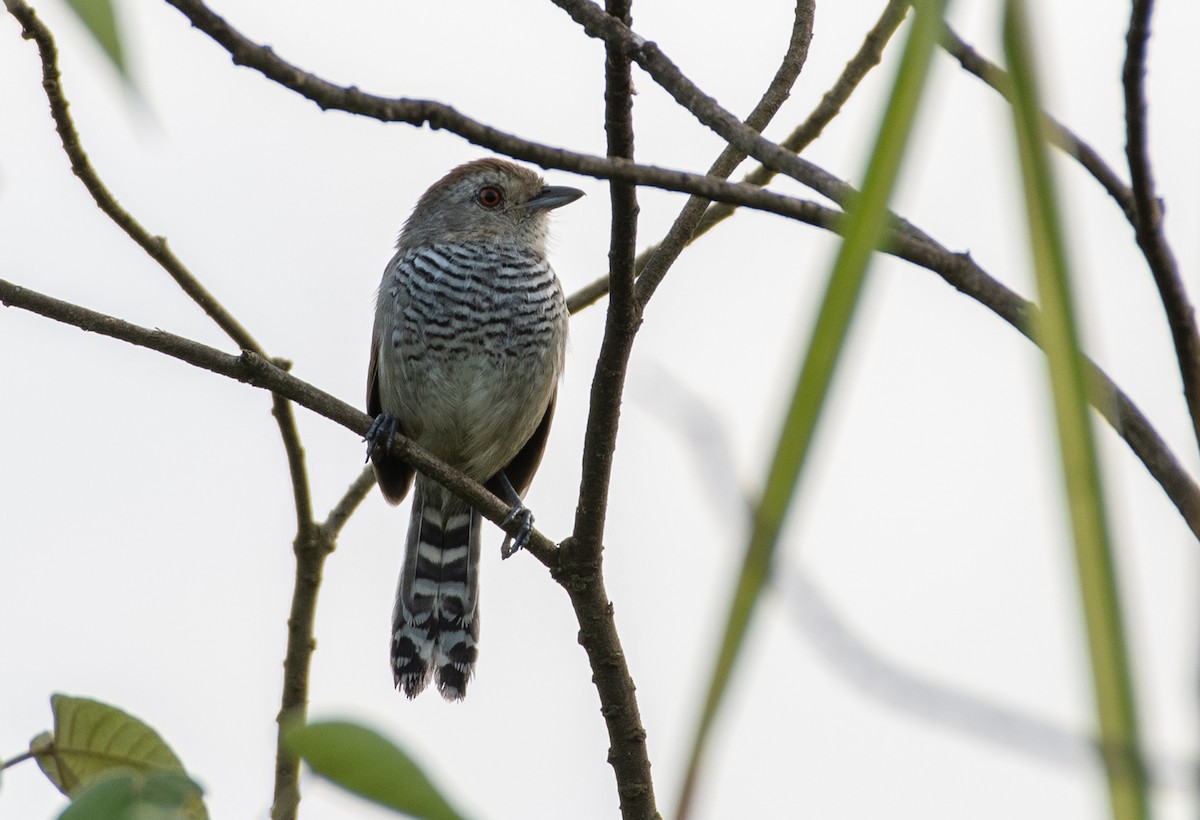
[365, 413, 401, 462]
[500, 505, 534, 559]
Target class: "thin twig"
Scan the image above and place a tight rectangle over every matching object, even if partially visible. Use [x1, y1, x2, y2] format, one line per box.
[2, 6, 326, 815]
[270, 367, 314, 531]
[1122, 0, 1200, 456]
[322, 466, 378, 537]
[159, 0, 833, 226]
[633, 0, 815, 308]
[271, 516, 329, 820]
[1, 751, 36, 769]
[882, 245, 1200, 542]
[687, 0, 911, 238]
[548, 0, 854, 209]
[939, 23, 1136, 221]
[568, 0, 906, 313]
[0, 278, 559, 561]
[696, 0, 907, 234]
[4, 0, 259, 350]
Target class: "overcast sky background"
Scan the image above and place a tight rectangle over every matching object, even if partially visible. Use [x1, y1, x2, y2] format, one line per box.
[3, 1, 1199, 818]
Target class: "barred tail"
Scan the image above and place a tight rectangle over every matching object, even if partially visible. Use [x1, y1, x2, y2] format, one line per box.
[392, 477, 481, 701]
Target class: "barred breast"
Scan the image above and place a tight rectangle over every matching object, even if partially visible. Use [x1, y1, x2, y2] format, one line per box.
[374, 240, 568, 481]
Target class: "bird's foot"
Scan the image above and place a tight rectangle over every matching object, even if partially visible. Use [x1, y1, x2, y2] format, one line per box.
[500, 504, 534, 559]
[364, 413, 401, 462]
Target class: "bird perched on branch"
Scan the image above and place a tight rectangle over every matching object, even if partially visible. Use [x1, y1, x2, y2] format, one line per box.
[365, 158, 583, 700]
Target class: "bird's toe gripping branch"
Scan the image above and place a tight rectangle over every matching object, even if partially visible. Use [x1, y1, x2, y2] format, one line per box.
[496, 470, 534, 559]
[364, 413, 401, 462]
[500, 504, 535, 559]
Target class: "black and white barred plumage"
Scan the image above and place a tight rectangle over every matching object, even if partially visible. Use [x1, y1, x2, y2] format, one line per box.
[367, 159, 579, 700]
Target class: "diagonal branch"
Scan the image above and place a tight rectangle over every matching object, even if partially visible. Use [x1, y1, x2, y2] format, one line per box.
[159, 0, 832, 226]
[3, 6, 332, 814]
[322, 467, 378, 538]
[559, 0, 1200, 543]
[938, 23, 1136, 222]
[883, 241, 1200, 542]
[0, 278, 558, 563]
[548, 0, 854, 208]
[633, 0, 815, 308]
[6, 0, 258, 350]
[567, 0, 906, 314]
[1122, 0, 1200, 456]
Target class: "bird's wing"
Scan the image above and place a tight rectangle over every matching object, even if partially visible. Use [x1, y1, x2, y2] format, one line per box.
[488, 390, 557, 499]
[368, 333, 416, 505]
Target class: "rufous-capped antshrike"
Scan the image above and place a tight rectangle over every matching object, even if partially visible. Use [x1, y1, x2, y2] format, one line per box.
[365, 158, 582, 700]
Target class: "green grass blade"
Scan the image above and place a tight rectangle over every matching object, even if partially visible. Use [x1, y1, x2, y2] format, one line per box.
[674, 2, 949, 817]
[63, 0, 128, 80]
[1002, 2, 1147, 818]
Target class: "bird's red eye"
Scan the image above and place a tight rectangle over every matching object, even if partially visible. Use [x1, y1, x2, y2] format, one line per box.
[477, 186, 504, 208]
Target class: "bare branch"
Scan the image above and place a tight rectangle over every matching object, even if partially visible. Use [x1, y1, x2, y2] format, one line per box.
[322, 467, 378, 538]
[696, 0, 912, 233]
[568, 0, 907, 312]
[548, 0, 854, 208]
[0, 279, 559, 561]
[1122, 0, 1200, 455]
[939, 23, 1136, 221]
[883, 243, 1200, 542]
[272, 519, 331, 820]
[633, 0, 815, 307]
[5, 0, 259, 351]
[571, 0, 640, 562]
[2, 6, 328, 813]
[555, 1, 659, 815]
[561, 0, 1200, 541]
[159, 0, 834, 226]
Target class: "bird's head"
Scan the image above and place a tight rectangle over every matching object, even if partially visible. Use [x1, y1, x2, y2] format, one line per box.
[399, 158, 584, 252]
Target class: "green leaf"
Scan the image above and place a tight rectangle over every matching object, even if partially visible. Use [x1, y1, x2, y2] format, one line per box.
[675, 1, 950, 817]
[1001, 2, 1147, 818]
[59, 770, 205, 820]
[33, 694, 208, 820]
[35, 694, 185, 793]
[63, 0, 127, 79]
[288, 721, 467, 820]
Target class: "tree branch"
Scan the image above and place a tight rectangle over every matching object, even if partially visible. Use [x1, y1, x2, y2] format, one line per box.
[938, 22, 1136, 221]
[566, 0, 910, 313]
[5, 0, 259, 350]
[159, 0, 836, 226]
[560, 0, 1200, 542]
[0, 278, 559, 563]
[555, 1, 658, 815]
[2, 5, 331, 814]
[633, 0, 815, 308]
[882, 244, 1200, 542]
[548, 0, 855, 208]
[1122, 0, 1200, 455]
[673, 0, 909, 246]
[271, 515, 328, 820]
[322, 467, 378, 538]
[0, 263, 554, 815]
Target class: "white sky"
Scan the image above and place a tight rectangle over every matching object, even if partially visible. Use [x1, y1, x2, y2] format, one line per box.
[2, 1, 1199, 818]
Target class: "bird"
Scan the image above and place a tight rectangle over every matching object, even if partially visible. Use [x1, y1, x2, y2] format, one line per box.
[365, 158, 583, 700]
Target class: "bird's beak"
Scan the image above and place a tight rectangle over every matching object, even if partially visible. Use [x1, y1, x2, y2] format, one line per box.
[525, 185, 585, 212]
